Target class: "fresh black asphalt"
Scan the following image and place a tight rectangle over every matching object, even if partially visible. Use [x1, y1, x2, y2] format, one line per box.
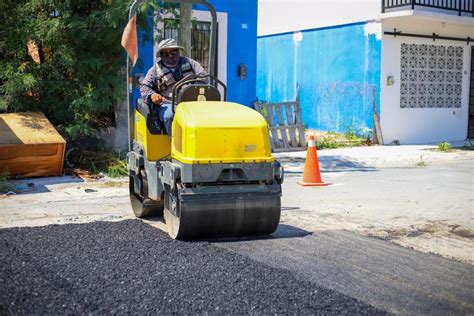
[0, 220, 385, 314]
[216, 225, 474, 315]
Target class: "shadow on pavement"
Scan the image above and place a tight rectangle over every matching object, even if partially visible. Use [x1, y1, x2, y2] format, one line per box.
[142, 212, 311, 242]
[279, 155, 378, 175]
[8, 176, 83, 195]
[281, 206, 300, 211]
[272, 224, 312, 238]
[208, 224, 311, 243]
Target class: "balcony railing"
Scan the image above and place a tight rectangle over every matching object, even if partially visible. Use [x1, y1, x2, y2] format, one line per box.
[381, 0, 473, 16]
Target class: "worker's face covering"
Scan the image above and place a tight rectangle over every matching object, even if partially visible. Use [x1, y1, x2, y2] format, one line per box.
[162, 51, 181, 68]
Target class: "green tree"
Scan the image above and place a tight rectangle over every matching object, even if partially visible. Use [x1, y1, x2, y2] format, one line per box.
[0, 0, 159, 139]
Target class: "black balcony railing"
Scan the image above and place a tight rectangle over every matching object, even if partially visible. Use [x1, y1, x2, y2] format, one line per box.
[382, 0, 473, 16]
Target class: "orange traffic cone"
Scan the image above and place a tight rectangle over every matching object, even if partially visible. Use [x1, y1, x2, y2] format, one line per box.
[298, 135, 329, 187]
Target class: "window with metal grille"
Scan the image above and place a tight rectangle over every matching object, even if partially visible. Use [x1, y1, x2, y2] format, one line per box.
[163, 19, 213, 73]
[400, 43, 463, 108]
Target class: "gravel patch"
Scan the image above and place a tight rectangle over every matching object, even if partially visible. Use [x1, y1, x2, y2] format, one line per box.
[0, 220, 385, 314]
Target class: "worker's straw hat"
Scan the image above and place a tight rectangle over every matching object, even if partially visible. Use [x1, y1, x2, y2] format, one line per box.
[157, 38, 184, 53]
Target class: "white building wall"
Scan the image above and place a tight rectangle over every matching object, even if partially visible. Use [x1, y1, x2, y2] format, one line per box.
[258, 0, 380, 36]
[192, 10, 228, 87]
[380, 13, 474, 144]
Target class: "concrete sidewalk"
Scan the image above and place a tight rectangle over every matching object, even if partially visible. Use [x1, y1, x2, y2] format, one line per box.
[276, 144, 473, 170]
[277, 144, 474, 264]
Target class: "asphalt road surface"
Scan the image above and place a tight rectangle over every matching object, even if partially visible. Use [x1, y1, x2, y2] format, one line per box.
[0, 220, 385, 314]
[216, 225, 474, 315]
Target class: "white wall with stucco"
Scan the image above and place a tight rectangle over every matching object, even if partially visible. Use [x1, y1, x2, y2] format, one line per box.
[258, 0, 381, 36]
[380, 12, 474, 144]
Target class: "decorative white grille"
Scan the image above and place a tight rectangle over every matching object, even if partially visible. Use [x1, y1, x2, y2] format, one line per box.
[400, 43, 463, 108]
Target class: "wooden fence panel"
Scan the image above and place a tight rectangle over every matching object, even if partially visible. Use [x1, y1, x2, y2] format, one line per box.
[254, 100, 306, 153]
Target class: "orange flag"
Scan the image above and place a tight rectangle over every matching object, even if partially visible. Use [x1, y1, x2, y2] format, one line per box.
[121, 15, 138, 66]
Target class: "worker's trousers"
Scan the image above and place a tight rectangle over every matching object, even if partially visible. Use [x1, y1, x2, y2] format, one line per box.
[158, 102, 174, 137]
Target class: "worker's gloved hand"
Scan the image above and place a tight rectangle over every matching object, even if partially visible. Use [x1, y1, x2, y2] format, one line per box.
[151, 93, 164, 105]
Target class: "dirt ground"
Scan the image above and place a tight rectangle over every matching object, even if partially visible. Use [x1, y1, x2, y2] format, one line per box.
[1, 145, 473, 265]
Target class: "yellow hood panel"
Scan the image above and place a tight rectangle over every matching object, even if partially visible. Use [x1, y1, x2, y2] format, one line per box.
[172, 101, 274, 164]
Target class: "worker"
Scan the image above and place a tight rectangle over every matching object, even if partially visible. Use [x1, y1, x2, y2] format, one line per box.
[140, 38, 206, 136]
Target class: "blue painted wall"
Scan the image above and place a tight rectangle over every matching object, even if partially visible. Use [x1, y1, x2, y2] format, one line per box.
[257, 22, 381, 134]
[132, 0, 258, 108]
[196, 1, 258, 107]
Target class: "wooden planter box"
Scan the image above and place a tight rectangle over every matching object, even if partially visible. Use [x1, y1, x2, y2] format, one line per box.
[0, 112, 66, 178]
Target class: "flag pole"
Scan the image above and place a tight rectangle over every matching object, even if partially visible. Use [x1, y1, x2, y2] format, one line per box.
[126, 1, 142, 152]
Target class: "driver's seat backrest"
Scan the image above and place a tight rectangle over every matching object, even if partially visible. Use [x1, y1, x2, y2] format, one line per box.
[177, 84, 221, 104]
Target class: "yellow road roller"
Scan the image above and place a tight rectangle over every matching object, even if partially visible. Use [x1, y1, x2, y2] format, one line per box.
[125, 0, 283, 239]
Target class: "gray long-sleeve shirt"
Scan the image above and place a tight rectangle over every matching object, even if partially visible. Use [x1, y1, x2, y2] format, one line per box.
[140, 57, 205, 104]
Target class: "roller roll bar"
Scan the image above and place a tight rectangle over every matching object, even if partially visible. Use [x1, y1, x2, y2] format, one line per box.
[126, 0, 218, 151]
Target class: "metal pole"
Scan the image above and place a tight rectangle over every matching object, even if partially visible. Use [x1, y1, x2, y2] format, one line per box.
[203, 2, 217, 78]
[384, 30, 472, 44]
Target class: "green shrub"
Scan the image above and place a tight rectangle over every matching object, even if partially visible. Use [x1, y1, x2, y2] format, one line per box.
[344, 125, 361, 141]
[438, 142, 452, 152]
[0, 169, 11, 193]
[461, 142, 473, 151]
[67, 146, 127, 178]
[310, 128, 368, 150]
[316, 136, 341, 149]
[107, 160, 128, 178]
[415, 156, 428, 167]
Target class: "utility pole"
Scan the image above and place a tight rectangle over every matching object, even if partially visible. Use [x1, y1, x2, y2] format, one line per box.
[179, 3, 192, 57]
